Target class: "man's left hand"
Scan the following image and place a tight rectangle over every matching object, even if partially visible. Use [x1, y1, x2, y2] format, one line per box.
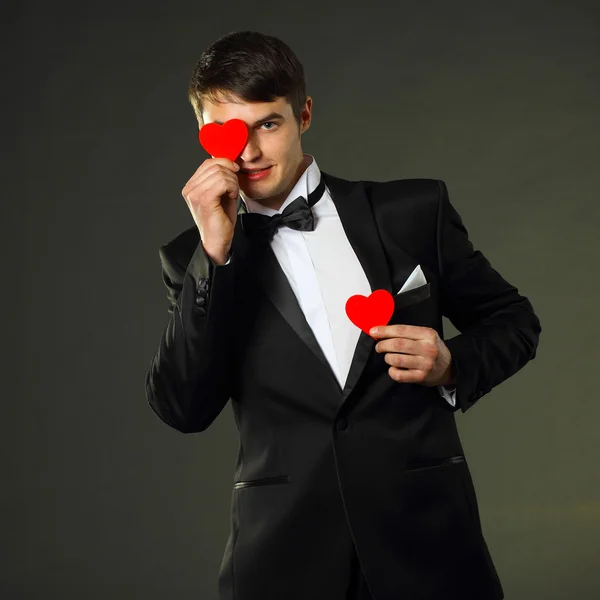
[371, 325, 455, 387]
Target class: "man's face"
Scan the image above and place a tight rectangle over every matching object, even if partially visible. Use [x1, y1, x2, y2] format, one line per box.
[200, 92, 312, 211]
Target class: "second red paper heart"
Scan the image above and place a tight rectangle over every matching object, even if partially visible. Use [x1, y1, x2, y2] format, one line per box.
[345, 289, 394, 337]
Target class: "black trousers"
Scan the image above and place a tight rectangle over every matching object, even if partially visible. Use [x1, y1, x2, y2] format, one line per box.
[346, 544, 375, 600]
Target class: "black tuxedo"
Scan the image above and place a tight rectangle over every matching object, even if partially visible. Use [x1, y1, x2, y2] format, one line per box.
[145, 172, 541, 600]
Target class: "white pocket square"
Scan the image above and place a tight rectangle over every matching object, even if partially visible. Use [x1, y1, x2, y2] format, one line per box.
[396, 265, 427, 294]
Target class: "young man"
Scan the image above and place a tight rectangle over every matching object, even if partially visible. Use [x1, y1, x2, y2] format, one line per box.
[145, 30, 541, 600]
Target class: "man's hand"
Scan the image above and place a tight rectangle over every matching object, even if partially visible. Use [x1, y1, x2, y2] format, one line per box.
[370, 325, 456, 387]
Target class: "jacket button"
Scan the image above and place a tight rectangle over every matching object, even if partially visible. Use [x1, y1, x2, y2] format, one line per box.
[195, 296, 206, 306]
[337, 417, 349, 431]
[195, 305, 206, 316]
[197, 278, 209, 291]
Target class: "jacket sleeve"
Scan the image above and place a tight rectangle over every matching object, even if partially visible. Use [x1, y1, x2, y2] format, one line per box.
[144, 239, 237, 433]
[435, 179, 542, 413]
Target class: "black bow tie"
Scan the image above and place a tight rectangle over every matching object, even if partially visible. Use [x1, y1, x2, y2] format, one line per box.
[241, 175, 326, 244]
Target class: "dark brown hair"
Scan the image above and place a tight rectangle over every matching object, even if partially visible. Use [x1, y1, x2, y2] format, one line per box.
[187, 31, 307, 127]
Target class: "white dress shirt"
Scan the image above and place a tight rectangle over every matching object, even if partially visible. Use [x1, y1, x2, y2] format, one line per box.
[217, 154, 457, 406]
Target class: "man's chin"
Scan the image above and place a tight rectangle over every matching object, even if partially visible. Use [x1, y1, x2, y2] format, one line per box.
[240, 184, 277, 201]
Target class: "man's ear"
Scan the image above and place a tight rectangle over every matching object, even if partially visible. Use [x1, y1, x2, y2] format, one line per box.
[300, 116, 311, 135]
[300, 96, 312, 134]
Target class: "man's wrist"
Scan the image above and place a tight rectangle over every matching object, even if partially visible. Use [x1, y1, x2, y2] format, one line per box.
[203, 242, 232, 266]
[439, 360, 456, 386]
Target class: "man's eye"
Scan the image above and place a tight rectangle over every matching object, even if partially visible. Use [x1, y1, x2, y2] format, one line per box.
[261, 121, 277, 130]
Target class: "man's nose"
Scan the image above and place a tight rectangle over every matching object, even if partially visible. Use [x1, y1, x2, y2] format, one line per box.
[240, 135, 261, 163]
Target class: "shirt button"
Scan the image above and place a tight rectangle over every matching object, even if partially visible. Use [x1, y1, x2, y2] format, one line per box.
[337, 417, 349, 431]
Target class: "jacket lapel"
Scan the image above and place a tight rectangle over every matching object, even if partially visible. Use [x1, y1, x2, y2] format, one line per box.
[232, 170, 418, 406]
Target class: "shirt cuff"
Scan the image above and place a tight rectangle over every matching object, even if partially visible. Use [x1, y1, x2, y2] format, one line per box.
[207, 250, 233, 267]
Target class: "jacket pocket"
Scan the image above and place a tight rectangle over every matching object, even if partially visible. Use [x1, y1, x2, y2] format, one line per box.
[394, 282, 431, 310]
[404, 454, 465, 472]
[233, 475, 291, 490]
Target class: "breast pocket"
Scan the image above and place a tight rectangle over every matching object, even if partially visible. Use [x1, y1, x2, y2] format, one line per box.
[394, 282, 431, 308]
[389, 282, 432, 326]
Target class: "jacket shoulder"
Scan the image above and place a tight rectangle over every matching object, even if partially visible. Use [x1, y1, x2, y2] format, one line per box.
[364, 177, 442, 203]
[363, 178, 444, 229]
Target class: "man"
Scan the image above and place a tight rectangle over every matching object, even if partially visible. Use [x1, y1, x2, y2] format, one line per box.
[145, 30, 541, 600]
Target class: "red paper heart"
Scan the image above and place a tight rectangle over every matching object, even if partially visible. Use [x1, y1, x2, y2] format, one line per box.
[345, 289, 394, 336]
[198, 119, 249, 161]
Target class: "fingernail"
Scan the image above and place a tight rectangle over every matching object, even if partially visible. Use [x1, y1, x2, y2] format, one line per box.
[370, 327, 378, 335]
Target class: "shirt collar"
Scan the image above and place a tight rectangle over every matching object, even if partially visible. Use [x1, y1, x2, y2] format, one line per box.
[240, 154, 321, 216]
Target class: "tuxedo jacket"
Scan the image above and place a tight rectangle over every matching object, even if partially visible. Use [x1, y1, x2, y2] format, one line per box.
[145, 172, 541, 600]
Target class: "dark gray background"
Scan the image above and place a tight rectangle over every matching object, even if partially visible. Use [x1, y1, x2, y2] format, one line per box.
[6, 0, 600, 598]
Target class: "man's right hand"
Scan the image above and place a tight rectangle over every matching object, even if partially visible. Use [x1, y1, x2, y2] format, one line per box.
[181, 157, 241, 259]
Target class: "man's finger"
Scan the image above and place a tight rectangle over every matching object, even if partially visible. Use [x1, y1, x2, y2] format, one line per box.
[376, 338, 418, 355]
[370, 324, 424, 339]
[388, 366, 427, 383]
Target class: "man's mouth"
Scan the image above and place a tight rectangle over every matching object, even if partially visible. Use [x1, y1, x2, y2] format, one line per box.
[242, 167, 271, 174]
